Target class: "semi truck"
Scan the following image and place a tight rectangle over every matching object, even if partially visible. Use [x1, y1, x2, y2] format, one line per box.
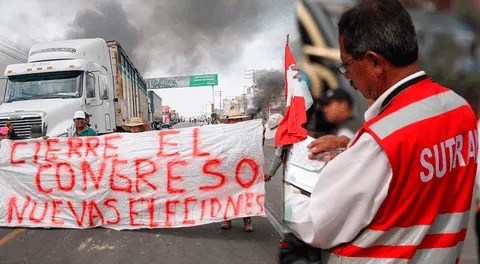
[162, 105, 171, 128]
[147, 90, 162, 130]
[1, 38, 149, 137]
[171, 110, 180, 124]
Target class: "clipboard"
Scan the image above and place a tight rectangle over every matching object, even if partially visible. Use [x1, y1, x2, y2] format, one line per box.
[283, 136, 344, 194]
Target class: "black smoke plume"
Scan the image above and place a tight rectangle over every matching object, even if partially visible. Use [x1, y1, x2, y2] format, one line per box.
[65, 0, 294, 74]
[249, 69, 285, 115]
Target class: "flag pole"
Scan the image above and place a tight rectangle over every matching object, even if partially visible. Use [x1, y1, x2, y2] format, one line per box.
[281, 33, 289, 228]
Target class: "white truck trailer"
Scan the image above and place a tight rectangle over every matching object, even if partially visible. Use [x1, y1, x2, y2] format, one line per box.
[1, 38, 149, 137]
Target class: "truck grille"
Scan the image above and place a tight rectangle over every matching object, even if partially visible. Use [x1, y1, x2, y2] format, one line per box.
[0, 115, 43, 138]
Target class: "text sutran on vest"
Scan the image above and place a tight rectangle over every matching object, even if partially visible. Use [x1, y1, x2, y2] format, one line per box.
[420, 129, 478, 183]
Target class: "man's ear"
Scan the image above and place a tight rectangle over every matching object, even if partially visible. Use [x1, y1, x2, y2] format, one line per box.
[365, 51, 387, 76]
[365, 52, 377, 66]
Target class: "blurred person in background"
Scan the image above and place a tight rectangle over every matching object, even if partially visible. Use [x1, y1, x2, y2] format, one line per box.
[30, 125, 49, 140]
[320, 88, 363, 139]
[5, 122, 22, 140]
[84, 112, 91, 127]
[0, 127, 9, 140]
[264, 113, 284, 182]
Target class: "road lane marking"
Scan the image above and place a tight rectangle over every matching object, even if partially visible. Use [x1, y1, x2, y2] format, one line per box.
[0, 228, 25, 247]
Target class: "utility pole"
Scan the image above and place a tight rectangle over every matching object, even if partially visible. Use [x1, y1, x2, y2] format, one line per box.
[244, 69, 256, 112]
[244, 69, 255, 86]
[211, 85, 215, 110]
[215, 90, 222, 109]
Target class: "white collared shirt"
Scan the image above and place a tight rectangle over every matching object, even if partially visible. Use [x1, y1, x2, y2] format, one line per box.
[285, 71, 426, 249]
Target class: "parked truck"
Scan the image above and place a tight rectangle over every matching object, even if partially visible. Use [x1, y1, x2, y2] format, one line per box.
[162, 105, 171, 128]
[171, 110, 179, 125]
[147, 90, 162, 130]
[1, 38, 149, 137]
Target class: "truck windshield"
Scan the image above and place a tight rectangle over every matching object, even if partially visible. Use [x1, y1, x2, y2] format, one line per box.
[5, 71, 83, 103]
[163, 111, 169, 115]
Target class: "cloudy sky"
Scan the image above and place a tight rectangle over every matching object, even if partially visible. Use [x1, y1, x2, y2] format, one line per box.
[0, 0, 299, 117]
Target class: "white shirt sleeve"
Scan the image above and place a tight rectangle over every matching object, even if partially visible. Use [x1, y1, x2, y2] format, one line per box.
[335, 127, 355, 139]
[285, 133, 392, 249]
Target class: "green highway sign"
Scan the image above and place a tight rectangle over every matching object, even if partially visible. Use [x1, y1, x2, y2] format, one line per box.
[146, 74, 218, 89]
[189, 74, 218, 87]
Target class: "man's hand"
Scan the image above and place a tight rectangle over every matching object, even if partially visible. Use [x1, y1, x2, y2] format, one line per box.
[307, 135, 351, 160]
[264, 174, 272, 182]
[6, 122, 13, 132]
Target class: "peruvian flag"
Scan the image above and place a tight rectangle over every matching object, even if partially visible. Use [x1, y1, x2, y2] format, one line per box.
[275, 42, 313, 147]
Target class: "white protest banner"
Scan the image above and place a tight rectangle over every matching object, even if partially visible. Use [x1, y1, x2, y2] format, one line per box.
[0, 120, 265, 230]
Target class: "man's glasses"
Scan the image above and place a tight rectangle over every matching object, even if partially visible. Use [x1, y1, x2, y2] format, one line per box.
[337, 58, 355, 74]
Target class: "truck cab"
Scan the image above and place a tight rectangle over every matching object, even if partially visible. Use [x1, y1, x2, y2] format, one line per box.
[162, 105, 171, 128]
[1, 38, 115, 138]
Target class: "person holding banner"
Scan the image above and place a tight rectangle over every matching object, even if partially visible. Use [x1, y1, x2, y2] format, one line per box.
[67, 111, 97, 137]
[0, 127, 8, 140]
[285, 0, 478, 263]
[122, 117, 150, 133]
[30, 125, 49, 140]
[220, 109, 254, 232]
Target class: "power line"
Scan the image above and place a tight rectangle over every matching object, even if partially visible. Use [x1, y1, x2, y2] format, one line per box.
[0, 36, 28, 54]
[0, 48, 26, 63]
[0, 51, 23, 63]
[0, 43, 27, 59]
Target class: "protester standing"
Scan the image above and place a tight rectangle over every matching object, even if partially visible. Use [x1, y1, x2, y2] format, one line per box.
[0, 127, 9, 140]
[67, 111, 97, 137]
[220, 109, 254, 232]
[5, 122, 23, 140]
[122, 117, 150, 133]
[84, 112, 91, 127]
[263, 113, 284, 182]
[287, 1, 478, 263]
[30, 125, 49, 140]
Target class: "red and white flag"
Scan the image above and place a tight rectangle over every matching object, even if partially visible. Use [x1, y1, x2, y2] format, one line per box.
[275, 42, 313, 147]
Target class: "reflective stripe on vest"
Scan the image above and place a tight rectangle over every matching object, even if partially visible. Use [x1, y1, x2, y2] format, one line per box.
[369, 90, 468, 140]
[351, 210, 469, 248]
[324, 242, 464, 264]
